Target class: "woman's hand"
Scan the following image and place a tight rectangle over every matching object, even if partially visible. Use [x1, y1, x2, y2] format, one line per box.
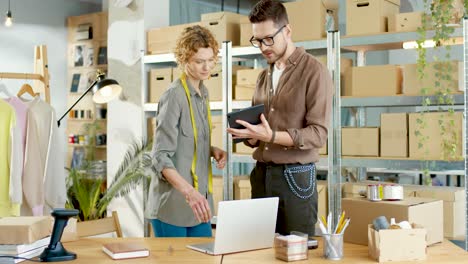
[211, 147, 227, 169]
[184, 187, 212, 223]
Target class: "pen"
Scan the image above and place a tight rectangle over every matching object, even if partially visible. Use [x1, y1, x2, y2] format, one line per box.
[317, 218, 328, 235]
[321, 215, 328, 229]
[327, 212, 332, 234]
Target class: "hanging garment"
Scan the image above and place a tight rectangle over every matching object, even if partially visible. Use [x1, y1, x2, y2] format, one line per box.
[22, 96, 66, 216]
[0, 99, 21, 216]
[4, 97, 28, 205]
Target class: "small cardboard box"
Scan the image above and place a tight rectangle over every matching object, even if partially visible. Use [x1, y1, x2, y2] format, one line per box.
[149, 68, 172, 103]
[234, 68, 263, 100]
[284, 0, 326, 41]
[147, 22, 200, 54]
[380, 113, 408, 158]
[342, 197, 443, 245]
[368, 224, 427, 262]
[211, 115, 223, 149]
[344, 65, 402, 96]
[402, 61, 460, 95]
[408, 112, 463, 160]
[412, 186, 466, 238]
[0, 217, 51, 244]
[346, 0, 401, 36]
[342, 127, 379, 156]
[388, 12, 423, 32]
[234, 176, 251, 200]
[201, 12, 246, 46]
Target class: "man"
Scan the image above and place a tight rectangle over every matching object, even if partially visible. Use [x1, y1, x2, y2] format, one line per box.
[227, 0, 332, 236]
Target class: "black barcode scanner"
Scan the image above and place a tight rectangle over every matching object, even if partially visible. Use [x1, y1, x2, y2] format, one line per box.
[39, 208, 79, 262]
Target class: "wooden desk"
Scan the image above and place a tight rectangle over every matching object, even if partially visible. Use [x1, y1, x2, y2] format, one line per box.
[26, 237, 468, 263]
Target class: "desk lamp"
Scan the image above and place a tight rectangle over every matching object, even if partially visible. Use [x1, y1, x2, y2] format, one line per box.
[57, 71, 122, 127]
[39, 209, 79, 262]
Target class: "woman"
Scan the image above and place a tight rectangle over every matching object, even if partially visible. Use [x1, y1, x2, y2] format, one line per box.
[145, 25, 227, 237]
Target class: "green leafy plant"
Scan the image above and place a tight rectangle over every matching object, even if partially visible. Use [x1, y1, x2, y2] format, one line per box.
[415, 0, 464, 185]
[66, 140, 153, 221]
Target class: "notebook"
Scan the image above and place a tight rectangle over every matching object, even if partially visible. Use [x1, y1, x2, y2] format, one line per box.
[187, 197, 279, 255]
[102, 242, 149, 260]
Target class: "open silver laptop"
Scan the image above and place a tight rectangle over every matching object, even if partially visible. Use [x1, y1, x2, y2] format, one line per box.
[187, 197, 279, 255]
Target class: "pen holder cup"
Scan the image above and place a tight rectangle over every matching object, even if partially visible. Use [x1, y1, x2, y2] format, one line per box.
[322, 233, 343, 260]
[274, 232, 308, 262]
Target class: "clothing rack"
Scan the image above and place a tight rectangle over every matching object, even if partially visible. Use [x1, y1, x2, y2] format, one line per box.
[0, 45, 50, 103]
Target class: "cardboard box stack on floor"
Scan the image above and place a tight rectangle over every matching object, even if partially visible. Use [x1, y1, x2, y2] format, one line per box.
[346, 0, 401, 36]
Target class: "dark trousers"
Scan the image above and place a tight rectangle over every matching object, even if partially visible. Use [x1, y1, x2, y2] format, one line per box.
[250, 162, 318, 237]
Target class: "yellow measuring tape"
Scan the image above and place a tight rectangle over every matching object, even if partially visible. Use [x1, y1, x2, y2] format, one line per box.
[180, 73, 213, 194]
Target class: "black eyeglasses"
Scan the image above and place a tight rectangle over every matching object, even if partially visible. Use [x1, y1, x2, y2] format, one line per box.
[249, 25, 286, 48]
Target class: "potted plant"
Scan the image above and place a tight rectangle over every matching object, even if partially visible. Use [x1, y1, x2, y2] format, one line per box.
[66, 139, 153, 221]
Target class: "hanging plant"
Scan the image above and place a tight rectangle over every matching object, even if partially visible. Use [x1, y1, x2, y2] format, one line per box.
[415, 0, 464, 185]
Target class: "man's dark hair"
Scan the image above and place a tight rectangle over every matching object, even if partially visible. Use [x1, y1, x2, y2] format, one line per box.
[249, 0, 289, 27]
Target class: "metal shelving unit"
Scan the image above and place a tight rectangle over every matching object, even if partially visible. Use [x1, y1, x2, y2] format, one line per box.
[141, 24, 468, 248]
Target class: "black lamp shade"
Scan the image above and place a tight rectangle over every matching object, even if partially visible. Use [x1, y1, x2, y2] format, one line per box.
[92, 78, 122, 104]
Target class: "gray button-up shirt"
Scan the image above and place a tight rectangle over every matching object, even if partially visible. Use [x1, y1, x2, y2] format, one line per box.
[145, 78, 213, 227]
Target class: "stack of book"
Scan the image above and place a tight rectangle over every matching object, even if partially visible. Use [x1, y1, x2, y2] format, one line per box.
[0, 236, 50, 264]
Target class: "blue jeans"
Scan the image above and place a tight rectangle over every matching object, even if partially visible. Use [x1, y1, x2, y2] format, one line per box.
[150, 219, 212, 237]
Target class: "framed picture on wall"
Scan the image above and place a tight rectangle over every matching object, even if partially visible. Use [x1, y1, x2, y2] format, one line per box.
[70, 73, 81, 93]
[97, 46, 107, 65]
[84, 46, 94, 67]
[74, 45, 85, 67]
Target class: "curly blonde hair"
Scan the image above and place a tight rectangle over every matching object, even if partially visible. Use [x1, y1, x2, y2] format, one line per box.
[174, 25, 219, 67]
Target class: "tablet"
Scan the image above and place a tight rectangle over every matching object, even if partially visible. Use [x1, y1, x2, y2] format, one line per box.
[227, 104, 265, 143]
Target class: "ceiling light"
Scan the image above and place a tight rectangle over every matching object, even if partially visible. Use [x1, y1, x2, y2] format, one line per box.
[4, 0, 12, 27]
[402, 40, 436, 49]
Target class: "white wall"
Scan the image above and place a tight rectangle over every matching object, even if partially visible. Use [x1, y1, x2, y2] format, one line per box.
[0, 0, 101, 161]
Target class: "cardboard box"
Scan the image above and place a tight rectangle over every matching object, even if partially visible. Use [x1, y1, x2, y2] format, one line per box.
[234, 176, 251, 200]
[402, 61, 460, 95]
[234, 143, 256, 155]
[368, 224, 427, 262]
[412, 186, 466, 238]
[316, 56, 353, 96]
[212, 175, 224, 215]
[408, 112, 463, 160]
[317, 180, 328, 227]
[318, 141, 327, 155]
[174, 65, 222, 101]
[284, 0, 326, 41]
[211, 115, 223, 149]
[147, 22, 201, 54]
[149, 68, 172, 103]
[343, 65, 402, 96]
[240, 17, 251, 47]
[342, 197, 443, 245]
[346, 0, 401, 36]
[201, 12, 246, 47]
[380, 113, 408, 157]
[342, 127, 379, 156]
[388, 12, 423, 32]
[234, 68, 263, 100]
[0, 217, 51, 244]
